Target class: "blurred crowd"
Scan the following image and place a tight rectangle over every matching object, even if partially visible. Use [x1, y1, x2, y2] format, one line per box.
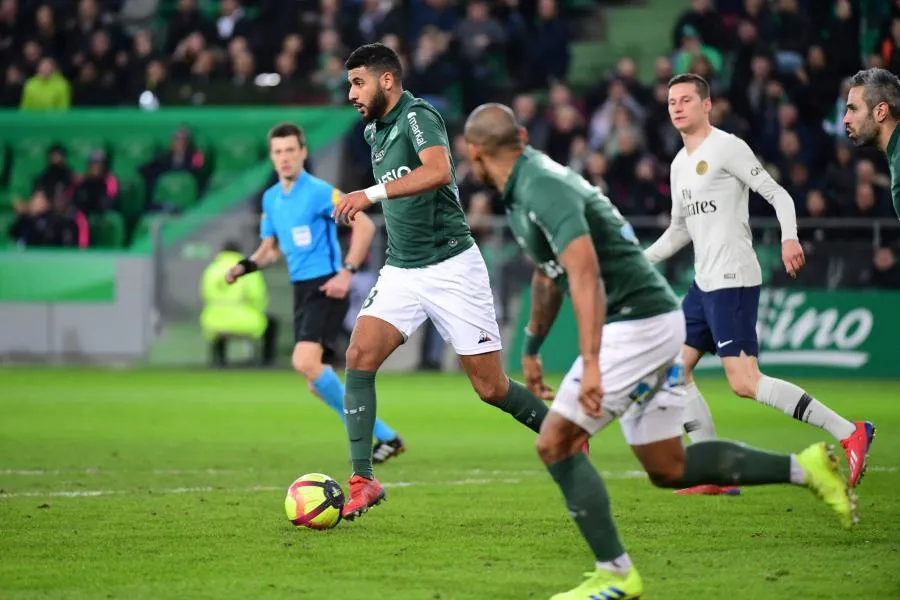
[3, 0, 900, 288]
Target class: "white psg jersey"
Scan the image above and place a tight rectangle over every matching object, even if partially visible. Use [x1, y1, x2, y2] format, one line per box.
[646, 127, 798, 292]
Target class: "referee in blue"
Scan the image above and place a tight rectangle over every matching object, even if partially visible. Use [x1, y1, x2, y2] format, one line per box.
[226, 122, 406, 464]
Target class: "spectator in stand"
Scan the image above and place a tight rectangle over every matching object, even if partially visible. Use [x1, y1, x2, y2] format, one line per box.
[19, 57, 70, 110]
[140, 127, 207, 204]
[29, 144, 76, 207]
[868, 246, 900, 289]
[72, 150, 119, 217]
[673, 0, 726, 51]
[9, 188, 86, 248]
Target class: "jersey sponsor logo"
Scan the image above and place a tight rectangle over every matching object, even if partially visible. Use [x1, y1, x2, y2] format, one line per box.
[682, 196, 718, 216]
[696, 160, 709, 175]
[373, 149, 386, 164]
[379, 166, 412, 183]
[407, 111, 426, 147]
[291, 225, 312, 247]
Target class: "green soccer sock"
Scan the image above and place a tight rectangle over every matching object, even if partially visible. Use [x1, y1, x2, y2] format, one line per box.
[547, 453, 626, 563]
[495, 379, 548, 434]
[344, 369, 377, 479]
[681, 440, 792, 487]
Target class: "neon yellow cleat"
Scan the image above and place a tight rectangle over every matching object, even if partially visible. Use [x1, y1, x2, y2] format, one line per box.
[550, 566, 643, 599]
[797, 442, 859, 530]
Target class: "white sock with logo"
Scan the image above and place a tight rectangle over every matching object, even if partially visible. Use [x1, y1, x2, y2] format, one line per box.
[683, 381, 718, 443]
[754, 376, 856, 440]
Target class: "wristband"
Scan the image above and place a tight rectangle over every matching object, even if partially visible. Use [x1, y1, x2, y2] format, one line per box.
[363, 183, 388, 203]
[238, 258, 259, 274]
[523, 329, 546, 356]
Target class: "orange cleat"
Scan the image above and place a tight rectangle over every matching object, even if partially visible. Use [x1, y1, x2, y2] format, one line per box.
[341, 474, 386, 521]
[840, 421, 876, 487]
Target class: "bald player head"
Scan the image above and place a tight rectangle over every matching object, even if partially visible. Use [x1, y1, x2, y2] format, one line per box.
[464, 102, 526, 189]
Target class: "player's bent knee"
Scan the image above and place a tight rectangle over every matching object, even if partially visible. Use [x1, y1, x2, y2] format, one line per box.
[344, 342, 378, 371]
[292, 346, 324, 380]
[646, 464, 686, 488]
[472, 377, 506, 405]
[536, 414, 588, 465]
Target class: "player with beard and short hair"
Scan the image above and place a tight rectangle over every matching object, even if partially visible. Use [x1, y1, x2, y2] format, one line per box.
[331, 43, 556, 521]
[644, 73, 875, 493]
[463, 102, 856, 599]
[843, 67, 900, 220]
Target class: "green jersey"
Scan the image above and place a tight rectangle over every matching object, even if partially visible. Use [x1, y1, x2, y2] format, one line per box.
[364, 91, 474, 268]
[886, 124, 900, 220]
[502, 146, 679, 323]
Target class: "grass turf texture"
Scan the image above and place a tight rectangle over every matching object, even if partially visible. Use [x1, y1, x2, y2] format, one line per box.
[1, 368, 898, 599]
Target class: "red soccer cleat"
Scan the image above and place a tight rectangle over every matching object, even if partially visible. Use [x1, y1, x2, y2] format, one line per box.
[674, 484, 741, 496]
[840, 421, 876, 487]
[341, 474, 386, 521]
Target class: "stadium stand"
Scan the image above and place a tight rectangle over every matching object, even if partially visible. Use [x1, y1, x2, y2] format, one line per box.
[0, 0, 898, 291]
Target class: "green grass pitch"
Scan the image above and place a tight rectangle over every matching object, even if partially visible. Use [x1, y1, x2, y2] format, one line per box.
[1, 368, 898, 599]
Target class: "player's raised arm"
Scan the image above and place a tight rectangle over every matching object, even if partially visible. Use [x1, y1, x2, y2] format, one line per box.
[722, 136, 804, 276]
[643, 168, 691, 264]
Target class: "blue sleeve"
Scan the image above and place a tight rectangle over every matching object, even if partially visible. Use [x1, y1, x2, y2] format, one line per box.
[260, 191, 275, 239]
[320, 183, 342, 217]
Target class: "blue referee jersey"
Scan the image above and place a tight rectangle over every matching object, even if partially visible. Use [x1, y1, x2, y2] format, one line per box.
[260, 171, 343, 282]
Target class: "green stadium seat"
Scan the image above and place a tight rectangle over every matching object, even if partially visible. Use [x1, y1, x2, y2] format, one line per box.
[118, 176, 147, 228]
[113, 137, 159, 175]
[212, 135, 263, 175]
[152, 171, 199, 212]
[89, 211, 126, 248]
[9, 139, 51, 192]
[0, 211, 17, 246]
[67, 137, 107, 173]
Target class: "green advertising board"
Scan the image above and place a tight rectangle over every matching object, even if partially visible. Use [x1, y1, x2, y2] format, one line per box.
[508, 288, 900, 379]
[0, 250, 117, 302]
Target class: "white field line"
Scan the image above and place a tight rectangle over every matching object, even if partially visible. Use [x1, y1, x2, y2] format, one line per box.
[1, 467, 895, 500]
[0, 471, 649, 500]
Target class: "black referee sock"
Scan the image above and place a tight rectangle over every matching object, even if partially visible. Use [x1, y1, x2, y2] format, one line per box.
[344, 369, 377, 479]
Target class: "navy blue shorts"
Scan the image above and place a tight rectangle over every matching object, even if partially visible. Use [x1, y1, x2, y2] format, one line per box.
[682, 282, 760, 357]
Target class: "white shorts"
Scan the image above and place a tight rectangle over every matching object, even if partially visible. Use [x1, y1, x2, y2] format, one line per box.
[357, 244, 503, 355]
[550, 309, 688, 445]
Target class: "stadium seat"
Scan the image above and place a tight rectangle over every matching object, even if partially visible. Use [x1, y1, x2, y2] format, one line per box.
[152, 171, 199, 212]
[9, 139, 50, 192]
[212, 135, 263, 176]
[113, 137, 159, 176]
[0, 211, 16, 246]
[89, 211, 126, 248]
[67, 137, 108, 172]
[118, 176, 147, 228]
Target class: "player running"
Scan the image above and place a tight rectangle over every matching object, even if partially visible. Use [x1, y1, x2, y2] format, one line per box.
[226, 122, 406, 464]
[843, 67, 900, 220]
[331, 43, 553, 521]
[643, 74, 875, 493]
[463, 103, 857, 600]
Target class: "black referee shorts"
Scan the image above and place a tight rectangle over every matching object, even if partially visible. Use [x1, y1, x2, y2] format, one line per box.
[292, 274, 350, 364]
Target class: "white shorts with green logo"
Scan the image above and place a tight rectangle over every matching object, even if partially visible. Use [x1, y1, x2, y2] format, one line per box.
[551, 309, 688, 445]
[357, 244, 503, 356]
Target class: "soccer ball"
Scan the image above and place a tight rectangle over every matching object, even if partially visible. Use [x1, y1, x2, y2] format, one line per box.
[284, 473, 345, 530]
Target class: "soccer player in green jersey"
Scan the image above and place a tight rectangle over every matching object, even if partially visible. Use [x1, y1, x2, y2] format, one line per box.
[464, 103, 857, 600]
[330, 43, 553, 521]
[844, 67, 900, 220]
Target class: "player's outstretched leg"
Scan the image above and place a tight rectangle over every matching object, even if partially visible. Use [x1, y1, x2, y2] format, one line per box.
[459, 351, 549, 433]
[676, 345, 740, 496]
[634, 437, 858, 530]
[341, 317, 405, 521]
[294, 342, 406, 463]
[722, 355, 876, 487]
[539, 413, 644, 600]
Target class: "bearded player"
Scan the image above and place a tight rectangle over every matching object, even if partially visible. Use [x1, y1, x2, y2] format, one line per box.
[464, 102, 855, 600]
[331, 43, 553, 521]
[843, 67, 900, 220]
[643, 74, 875, 493]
